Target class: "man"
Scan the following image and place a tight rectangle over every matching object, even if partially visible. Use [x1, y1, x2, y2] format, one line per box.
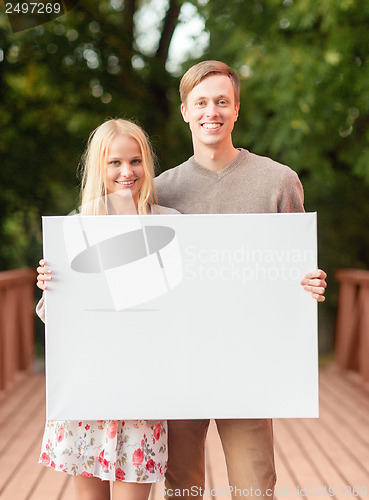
[154, 60, 326, 499]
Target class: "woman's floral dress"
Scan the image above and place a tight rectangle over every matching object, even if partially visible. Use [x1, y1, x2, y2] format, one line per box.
[39, 419, 167, 482]
[36, 205, 176, 483]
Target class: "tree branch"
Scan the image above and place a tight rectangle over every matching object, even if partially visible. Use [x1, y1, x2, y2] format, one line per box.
[156, 0, 181, 63]
[123, 0, 137, 60]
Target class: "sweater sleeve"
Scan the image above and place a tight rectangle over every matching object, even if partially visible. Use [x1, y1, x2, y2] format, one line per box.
[150, 203, 181, 215]
[36, 293, 45, 323]
[154, 176, 172, 209]
[278, 169, 305, 213]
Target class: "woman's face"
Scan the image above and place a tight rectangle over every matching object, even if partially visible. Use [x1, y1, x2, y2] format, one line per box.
[105, 134, 145, 205]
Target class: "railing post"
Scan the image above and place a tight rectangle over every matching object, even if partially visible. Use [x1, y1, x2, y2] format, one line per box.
[358, 284, 369, 383]
[2, 287, 19, 390]
[335, 278, 359, 371]
[335, 268, 369, 386]
[19, 284, 36, 371]
[0, 268, 36, 391]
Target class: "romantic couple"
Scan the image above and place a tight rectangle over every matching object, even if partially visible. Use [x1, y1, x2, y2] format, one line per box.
[36, 60, 327, 500]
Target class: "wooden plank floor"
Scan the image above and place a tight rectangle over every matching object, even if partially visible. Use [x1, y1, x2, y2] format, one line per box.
[1, 366, 368, 500]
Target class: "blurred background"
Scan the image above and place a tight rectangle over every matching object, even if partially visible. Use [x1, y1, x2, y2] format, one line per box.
[1, 0, 369, 358]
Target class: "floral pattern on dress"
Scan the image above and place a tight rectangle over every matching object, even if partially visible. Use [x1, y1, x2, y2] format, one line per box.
[39, 420, 167, 483]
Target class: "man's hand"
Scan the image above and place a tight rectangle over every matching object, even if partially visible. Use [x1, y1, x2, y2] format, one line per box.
[36, 259, 52, 291]
[301, 269, 327, 302]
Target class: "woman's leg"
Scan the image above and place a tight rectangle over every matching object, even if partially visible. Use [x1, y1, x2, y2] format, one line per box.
[113, 482, 151, 500]
[74, 476, 111, 500]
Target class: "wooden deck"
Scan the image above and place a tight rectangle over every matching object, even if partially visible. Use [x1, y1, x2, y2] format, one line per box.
[0, 366, 368, 500]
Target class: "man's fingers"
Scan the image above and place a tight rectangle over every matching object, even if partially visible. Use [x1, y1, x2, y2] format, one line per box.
[304, 269, 327, 280]
[301, 278, 327, 288]
[303, 285, 326, 295]
[311, 292, 325, 302]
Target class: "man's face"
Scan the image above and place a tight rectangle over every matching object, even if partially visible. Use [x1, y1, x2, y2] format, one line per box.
[181, 75, 239, 150]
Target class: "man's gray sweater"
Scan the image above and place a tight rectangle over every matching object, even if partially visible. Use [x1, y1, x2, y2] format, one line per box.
[154, 149, 304, 214]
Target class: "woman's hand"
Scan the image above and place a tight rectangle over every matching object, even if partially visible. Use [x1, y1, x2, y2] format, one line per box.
[301, 269, 327, 302]
[36, 259, 52, 291]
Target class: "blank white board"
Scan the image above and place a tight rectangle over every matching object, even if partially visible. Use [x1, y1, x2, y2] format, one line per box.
[43, 213, 318, 420]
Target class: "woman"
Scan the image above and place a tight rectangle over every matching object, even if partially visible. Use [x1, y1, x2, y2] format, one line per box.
[36, 118, 179, 500]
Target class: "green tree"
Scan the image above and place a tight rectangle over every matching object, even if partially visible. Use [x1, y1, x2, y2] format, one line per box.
[201, 0, 369, 180]
[0, 0, 196, 269]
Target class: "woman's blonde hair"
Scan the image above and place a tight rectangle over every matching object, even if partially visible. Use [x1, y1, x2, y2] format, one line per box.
[79, 118, 157, 215]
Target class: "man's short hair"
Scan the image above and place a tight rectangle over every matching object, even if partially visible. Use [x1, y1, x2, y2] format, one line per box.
[179, 60, 240, 105]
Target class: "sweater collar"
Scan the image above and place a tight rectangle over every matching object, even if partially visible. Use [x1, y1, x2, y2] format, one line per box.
[189, 149, 249, 179]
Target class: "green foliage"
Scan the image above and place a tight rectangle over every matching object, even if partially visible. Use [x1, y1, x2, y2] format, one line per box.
[0, 0, 190, 269]
[202, 0, 369, 181]
[1, 206, 42, 267]
[303, 172, 369, 351]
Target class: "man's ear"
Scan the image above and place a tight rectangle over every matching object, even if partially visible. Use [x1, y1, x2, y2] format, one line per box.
[234, 103, 240, 121]
[181, 103, 189, 123]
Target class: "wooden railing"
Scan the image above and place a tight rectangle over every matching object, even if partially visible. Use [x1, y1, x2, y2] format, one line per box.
[335, 268, 369, 384]
[0, 268, 36, 391]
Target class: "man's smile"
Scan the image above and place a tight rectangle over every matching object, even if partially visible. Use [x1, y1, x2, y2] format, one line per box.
[201, 122, 223, 130]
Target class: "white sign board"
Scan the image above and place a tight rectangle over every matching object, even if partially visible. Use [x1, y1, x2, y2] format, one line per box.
[43, 213, 318, 420]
